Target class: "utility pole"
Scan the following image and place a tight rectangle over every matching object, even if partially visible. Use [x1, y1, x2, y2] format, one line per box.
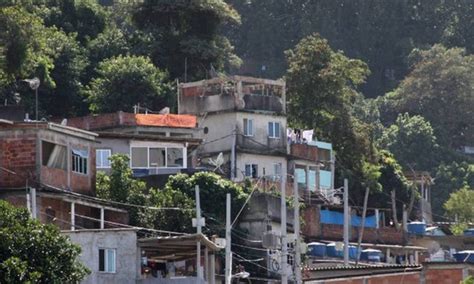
[225, 193, 232, 284]
[343, 178, 349, 266]
[30, 187, 37, 219]
[230, 125, 236, 180]
[356, 187, 369, 264]
[294, 178, 302, 284]
[281, 176, 288, 283]
[195, 185, 203, 279]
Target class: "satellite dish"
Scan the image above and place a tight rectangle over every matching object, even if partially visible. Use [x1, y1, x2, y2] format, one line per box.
[335, 242, 344, 251]
[428, 241, 441, 255]
[159, 107, 170, 114]
[60, 119, 67, 125]
[208, 152, 224, 173]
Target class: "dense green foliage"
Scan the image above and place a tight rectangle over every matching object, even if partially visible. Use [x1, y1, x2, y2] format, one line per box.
[444, 187, 474, 235]
[227, 0, 473, 98]
[379, 113, 438, 171]
[97, 154, 249, 234]
[86, 55, 172, 113]
[0, 200, 89, 283]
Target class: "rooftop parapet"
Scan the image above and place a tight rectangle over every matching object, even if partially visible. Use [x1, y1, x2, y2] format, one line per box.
[178, 75, 286, 115]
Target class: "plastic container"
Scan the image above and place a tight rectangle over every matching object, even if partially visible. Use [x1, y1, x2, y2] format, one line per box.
[463, 228, 474, 236]
[453, 251, 474, 263]
[407, 221, 426, 235]
[326, 243, 343, 258]
[307, 242, 327, 257]
[348, 245, 359, 259]
[361, 249, 382, 262]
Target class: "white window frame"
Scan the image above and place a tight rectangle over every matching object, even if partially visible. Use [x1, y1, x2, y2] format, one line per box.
[130, 146, 186, 169]
[99, 248, 116, 273]
[268, 122, 281, 139]
[273, 163, 282, 177]
[96, 149, 112, 169]
[243, 118, 254, 136]
[244, 163, 258, 178]
[72, 149, 88, 175]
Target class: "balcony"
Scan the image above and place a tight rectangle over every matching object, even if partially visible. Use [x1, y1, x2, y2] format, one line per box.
[236, 134, 286, 155]
[290, 143, 318, 162]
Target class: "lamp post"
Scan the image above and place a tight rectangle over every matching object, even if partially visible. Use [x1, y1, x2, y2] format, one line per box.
[22, 78, 40, 121]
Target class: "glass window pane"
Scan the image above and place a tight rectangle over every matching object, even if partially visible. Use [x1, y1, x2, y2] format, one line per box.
[249, 119, 253, 135]
[131, 147, 148, 168]
[167, 148, 183, 167]
[268, 122, 273, 137]
[275, 123, 280, 138]
[107, 249, 116, 272]
[245, 164, 251, 176]
[149, 148, 166, 167]
[99, 249, 105, 271]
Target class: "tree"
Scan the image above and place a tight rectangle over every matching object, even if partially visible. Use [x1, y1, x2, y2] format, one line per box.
[444, 186, 474, 235]
[164, 172, 250, 234]
[0, 200, 89, 283]
[86, 55, 173, 113]
[132, 0, 242, 80]
[285, 33, 376, 203]
[379, 113, 438, 171]
[96, 154, 149, 226]
[380, 45, 474, 149]
[432, 162, 474, 219]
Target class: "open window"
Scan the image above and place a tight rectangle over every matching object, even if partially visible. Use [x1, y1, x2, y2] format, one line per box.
[99, 248, 116, 273]
[42, 141, 67, 170]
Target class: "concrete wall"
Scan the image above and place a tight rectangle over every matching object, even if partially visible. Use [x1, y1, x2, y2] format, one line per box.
[65, 229, 139, 284]
[197, 112, 236, 154]
[235, 112, 287, 153]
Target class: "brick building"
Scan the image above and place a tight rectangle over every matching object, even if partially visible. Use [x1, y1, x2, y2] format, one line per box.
[0, 120, 127, 230]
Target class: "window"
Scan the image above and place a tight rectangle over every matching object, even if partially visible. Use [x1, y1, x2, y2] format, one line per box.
[273, 163, 282, 177]
[131, 146, 185, 168]
[245, 164, 258, 178]
[131, 147, 148, 168]
[72, 149, 88, 174]
[42, 141, 67, 170]
[243, 118, 254, 136]
[149, 147, 166, 167]
[96, 149, 111, 168]
[268, 122, 280, 138]
[99, 248, 116, 273]
[167, 148, 184, 167]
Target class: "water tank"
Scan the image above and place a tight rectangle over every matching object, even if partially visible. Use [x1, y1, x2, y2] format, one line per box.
[348, 245, 359, 260]
[407, 221, 426, 235]
[326, 243, 343, 258]
[307, 242, 327, 257]
[453, 251, 474, 263]
[463, 228, 474, 236]
[361, 249, 382, 262]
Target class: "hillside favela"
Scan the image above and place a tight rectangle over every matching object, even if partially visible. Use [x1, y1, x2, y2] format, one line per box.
[0, 1, 473, 283]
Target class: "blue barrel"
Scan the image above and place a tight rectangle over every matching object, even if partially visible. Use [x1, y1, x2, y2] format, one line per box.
[361, 249, 382, 262]
[348, 245, 359, 260]
[453, 251, 474, 263]
[464, 229, 474, 236]
[407, 221, 426, 235]
[307, 242, 327, 257]
[326, 243, 343, 258]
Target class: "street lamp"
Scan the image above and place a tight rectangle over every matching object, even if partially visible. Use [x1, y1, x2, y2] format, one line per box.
[22, 77, 40, 121]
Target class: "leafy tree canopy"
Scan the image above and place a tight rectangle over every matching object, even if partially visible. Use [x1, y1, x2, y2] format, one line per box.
[86, 55, 173, 113]
[444, 186, 474, 235]
[379, 113, 438, 171]
[0, 200, 89, 283]
[380, 45, 474, 149]
[132, 0, 242, 80]
[285, 33, 378, 203]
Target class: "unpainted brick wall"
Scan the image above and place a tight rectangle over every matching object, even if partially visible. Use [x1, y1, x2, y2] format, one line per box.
[0, 135, 37, 187]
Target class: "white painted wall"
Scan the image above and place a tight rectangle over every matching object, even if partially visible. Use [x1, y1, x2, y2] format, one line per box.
[65, 229, 139, 284]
